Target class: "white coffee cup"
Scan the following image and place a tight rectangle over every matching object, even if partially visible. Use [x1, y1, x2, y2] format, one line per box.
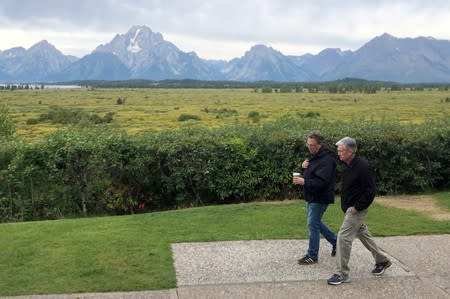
[293, 172, 300, 177]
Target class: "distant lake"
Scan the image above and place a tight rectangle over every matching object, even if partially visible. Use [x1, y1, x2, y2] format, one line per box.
[44, 85, 83, 89]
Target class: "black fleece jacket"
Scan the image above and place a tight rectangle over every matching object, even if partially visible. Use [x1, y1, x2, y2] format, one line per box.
[303, 146, 337, 204]
[340, 156, 376, 213]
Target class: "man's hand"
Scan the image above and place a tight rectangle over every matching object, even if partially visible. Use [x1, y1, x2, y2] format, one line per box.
[302, 159, 309, 169]
[293, 176, 305, 185]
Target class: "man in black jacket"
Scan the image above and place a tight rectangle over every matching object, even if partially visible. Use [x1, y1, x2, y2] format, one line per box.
[293, 131, 337, 264]
[327, 137, 391, 285]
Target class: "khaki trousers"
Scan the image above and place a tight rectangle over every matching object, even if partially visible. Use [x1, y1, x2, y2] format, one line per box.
[336, 207, 390, 278]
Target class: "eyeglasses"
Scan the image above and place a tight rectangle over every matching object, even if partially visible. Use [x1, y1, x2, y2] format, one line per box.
[305, 143, 319, 148]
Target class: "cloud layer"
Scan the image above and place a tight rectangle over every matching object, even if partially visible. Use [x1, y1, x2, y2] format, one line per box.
[1, 0, 450, 60]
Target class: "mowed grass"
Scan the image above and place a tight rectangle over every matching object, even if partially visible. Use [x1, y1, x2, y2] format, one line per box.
[1, 193, 449, 296]
[2, 88, 449, 139]
[436, 191, 450, 210]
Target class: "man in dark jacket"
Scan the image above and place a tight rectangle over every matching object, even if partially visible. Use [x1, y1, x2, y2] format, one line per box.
[327, 137, 391, 285]
[293, 131, 337, 264]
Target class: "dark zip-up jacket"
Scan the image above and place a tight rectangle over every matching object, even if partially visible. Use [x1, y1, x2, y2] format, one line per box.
[303, 146, 337, 204]
[340, 156, 376, 213]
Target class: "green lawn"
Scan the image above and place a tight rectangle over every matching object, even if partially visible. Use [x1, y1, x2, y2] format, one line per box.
[1, 193, 449, 296]
[435, 191, 450, 210]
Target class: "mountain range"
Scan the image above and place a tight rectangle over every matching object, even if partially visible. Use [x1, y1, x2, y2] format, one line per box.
[2, 25, 450, 83]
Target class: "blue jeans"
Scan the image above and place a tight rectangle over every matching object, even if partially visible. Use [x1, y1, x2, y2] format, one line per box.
[307, 202, 337, 260]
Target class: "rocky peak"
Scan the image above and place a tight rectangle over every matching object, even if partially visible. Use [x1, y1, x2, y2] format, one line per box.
[28, 40, 60, 56]
[0, 47, 26, 59]
[123, 25, 166, 54]
[245, 44, 282, 58]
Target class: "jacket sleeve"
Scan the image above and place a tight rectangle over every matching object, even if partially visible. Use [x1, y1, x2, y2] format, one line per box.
[354, 161, 376, 211]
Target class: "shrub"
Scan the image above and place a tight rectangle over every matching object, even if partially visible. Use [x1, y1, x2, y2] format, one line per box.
[178, 114, 201, 121]
[26, 118, 39, 125]
[0, 105, 15, 139]
[202, 107, 238, 118]
[35, 106, 114, 125]
[304, 111, 320, 118]
[0, 116, 448, 222]
[248, 111, 260, 123]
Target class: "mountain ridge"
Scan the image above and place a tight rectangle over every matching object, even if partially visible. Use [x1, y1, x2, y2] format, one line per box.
[2, 25, 450, 83]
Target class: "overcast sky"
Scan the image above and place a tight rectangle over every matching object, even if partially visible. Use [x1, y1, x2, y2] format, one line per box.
[1, 0, 450, 61]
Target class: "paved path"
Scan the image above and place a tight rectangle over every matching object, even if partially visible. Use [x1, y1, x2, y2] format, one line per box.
[2, 235, 450, 299]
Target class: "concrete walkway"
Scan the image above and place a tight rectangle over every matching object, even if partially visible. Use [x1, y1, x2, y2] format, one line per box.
[2, 235, 450, 299]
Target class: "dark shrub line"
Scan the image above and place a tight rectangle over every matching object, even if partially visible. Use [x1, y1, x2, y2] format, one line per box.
[0, 116, 448, 222]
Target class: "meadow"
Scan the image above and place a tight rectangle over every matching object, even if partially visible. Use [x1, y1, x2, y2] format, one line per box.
[2, 87, 449, 139]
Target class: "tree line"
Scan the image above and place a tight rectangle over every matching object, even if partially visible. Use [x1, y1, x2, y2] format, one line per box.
[0, 84, 44, 90]
[55, 78, 450, 92]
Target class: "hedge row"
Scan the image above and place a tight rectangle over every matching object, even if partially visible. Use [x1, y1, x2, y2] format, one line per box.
[0, 116, 449, 222]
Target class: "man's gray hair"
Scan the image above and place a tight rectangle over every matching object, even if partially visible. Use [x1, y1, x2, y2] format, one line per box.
[336, 137, 358, 153]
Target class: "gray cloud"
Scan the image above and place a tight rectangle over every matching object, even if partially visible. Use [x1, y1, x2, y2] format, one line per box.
[1, 0, 449, 59]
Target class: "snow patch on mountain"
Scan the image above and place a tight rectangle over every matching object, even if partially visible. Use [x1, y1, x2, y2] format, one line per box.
[127, 28, 142, 53]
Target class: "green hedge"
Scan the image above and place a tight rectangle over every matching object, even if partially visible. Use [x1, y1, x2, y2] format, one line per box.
[0, 117, 449, 221]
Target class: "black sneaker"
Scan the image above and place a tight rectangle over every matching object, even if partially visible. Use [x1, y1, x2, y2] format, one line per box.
[331, 245, 336, 257]
[327, 273, 350, 285]
[371, 260, 392, 276]
[297, 255, 318, 265]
